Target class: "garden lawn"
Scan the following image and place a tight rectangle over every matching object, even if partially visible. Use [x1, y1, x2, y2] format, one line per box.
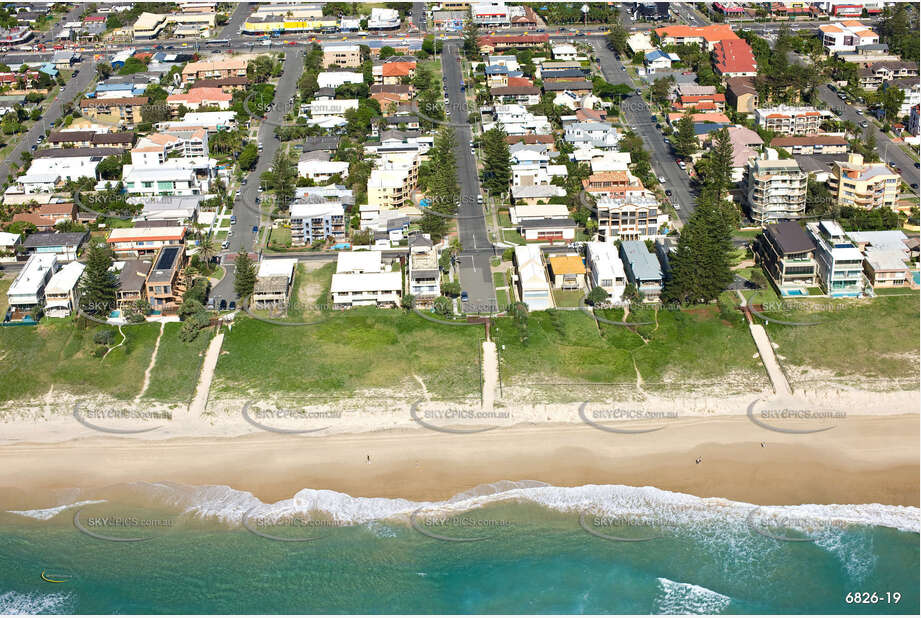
[141, 323, 214, 402]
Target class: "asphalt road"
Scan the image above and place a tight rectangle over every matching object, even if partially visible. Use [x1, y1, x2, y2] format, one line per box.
[221, 2, 251, 38]
[227, 47, 304, 255]
[816, 83, 920, 191]
[591, 39, 697, 224]
[0, 58, 96, 185]
[440, 41, 498, 314]
[412, 2, 427, 33]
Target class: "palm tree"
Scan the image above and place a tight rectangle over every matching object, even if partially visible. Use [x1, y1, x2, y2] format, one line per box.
[198, 237, 217, 266]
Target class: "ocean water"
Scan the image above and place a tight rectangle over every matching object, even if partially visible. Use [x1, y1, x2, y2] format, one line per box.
[0, 481, 918, 614]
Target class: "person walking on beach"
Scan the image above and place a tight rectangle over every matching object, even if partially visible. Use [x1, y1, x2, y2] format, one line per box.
[761, 442, 765, 448]
[695, 457, 702, 465]
[367, 454, 371, 464]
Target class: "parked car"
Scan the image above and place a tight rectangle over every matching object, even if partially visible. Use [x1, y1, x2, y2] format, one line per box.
[665, 189, 672, 196]
[230, 215, 237, 224]
[460, 291, 469, 302]
[657, 176, 666, 183]
[860, 121, 869, 128]
[221, 240, 230, 249]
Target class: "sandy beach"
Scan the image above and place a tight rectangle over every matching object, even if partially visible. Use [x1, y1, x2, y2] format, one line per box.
[0, 412, 917, 511]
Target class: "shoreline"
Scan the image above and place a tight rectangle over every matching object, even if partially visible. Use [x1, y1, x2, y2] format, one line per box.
[0, 414, 917, 510]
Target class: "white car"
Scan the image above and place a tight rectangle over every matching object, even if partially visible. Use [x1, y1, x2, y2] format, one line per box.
[673, 202, 681, 211]
[657, 176, 666, 183]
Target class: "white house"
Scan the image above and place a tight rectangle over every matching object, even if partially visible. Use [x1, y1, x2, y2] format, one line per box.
[586, 241, 626, 304]
[7, 253, 57, 314]
[644, 49, 672, 73]
[331, 250, 402, 308]
[564, 122, 620, 150]
[44, 261, 85, 318]
[514, 245, 553, 310]
[308, 99, 359, 120]
[0, 231, 20, 262]
[552, 44, 578, 61]
[122, 165, 201, 196]
[317, 71, 364, 89]
[297, 159, 350, 182]
[27, 156, 101, 182]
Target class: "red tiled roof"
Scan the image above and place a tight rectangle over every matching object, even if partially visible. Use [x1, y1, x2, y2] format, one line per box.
[713, 39, 757, 75]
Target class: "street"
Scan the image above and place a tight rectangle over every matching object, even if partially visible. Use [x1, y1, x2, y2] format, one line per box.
[440, 41, 497, 314]
[0, 58, 96, 185]
[815, 83, 920, 191]
[228, 47, 304, 255]
[590, 39, 698, 224]
[220, 2, 252, 38]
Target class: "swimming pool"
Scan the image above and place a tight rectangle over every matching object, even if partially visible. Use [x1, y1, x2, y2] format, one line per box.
[912, 271, 920, 285]
[780, 288, 807, 297]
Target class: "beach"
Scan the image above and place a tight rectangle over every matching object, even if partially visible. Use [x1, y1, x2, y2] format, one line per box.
[1, 412, 917, 510]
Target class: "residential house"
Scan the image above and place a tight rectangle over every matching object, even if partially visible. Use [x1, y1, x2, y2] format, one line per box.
[191, 76, 250, 93]
[510, 185, 567, 206]
[746, 157, 808, 223]
[807, 220, 867, 297]
[490, 85, 541, 106]
[585, 241, 626, 303]
[828, 153, 900, 211]
[644, 49, 672, 73]
[289, 201, 346, 245]
[252, 258, 298, 308]
[308, 98, 358, 120]
[881, 78, 921, 118]
[564, 122, 620, 150]
[552, 44, 578, 61]
[513, 245, 553, 310]
[297, 157, 350, 183]
[0, 231, 20, 262]
[6, 253, 57, 317]
[115, 258, 152, 310]
[330, 250, 402, 308]
[619, 240, 663, 302]
[716, 125, 763, 184]
[509, 203, 577, 242]
[754, 105, 833, 135]
[122, 166, 201, 196]
[582, 171, 646, 201]
[166, 87, 232, 111]
[145, 245, 186, 313]
[43, 261, 85, 318]
[757, 221, 818, 292]
[407, 235, 439, 305]
[373, 60, 416, 85]
[11, 203, 77, 231]
[106, 226, 186, 256]
[317, 71, 364, 89]
[133, 196, 201, 224]
[21, 231, 87, 262]
[547, 255, 586, 290]
[542, 80, 594, 95]
[672, 93, 727, 113]
[856, 61, 919, 91]
[370, 84, 413, 109]
[847, 230, 911, 288]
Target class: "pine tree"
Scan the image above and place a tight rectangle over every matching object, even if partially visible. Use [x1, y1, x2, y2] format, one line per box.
[462, 13, 479, 60]
[481, 127, 510, 196]
[662, 199, 733, 305]
[79, 242, 118, 316]
[673, 110, 698, 159]
[234, 253, 257, 300]
[707, 128, 734, 202]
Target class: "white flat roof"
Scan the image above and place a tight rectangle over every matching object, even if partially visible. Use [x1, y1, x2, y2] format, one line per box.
[258, 258, 298, 282]
[45, 261, 85, 294]
[331, 271, 401, 293]
[290, 202, 343, 218]
[9, 253, 56, 297]
[337, 250, 382, 274]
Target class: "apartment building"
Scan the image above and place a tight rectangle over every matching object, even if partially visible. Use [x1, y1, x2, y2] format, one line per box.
[181, 57, 248, 82]
[847, 230, 912, 289]
[857, 61, 919, 91]
[563, 122, 620, 150]
[289, 202, 346, 245]
[407, 235, 440, 305]
[145, 245, 186, 313]
[745, 158, 808, 224]
[581, 171, 646, 200]
[122, 165, 202, 196]
[595, 194, 661, 242]
[769, 135, 848, 155]
[828, 153, 900, 211]
[757, 221, 817, 292]
[653, 24, 739, 51]
[131, 130, 209, 167]
[79, 96, 147, 126]
[166, 86, 232, 111]
[755, 105, 834, 135]
[322, 43, 361, 68]
[725, 77, 759, 114]
[807, 220, 867, 297]
[585, 241, 627, 304]
[252, 258, 298, 308]
[712, 38, 757, 77]
[367, 152, 419, 210]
